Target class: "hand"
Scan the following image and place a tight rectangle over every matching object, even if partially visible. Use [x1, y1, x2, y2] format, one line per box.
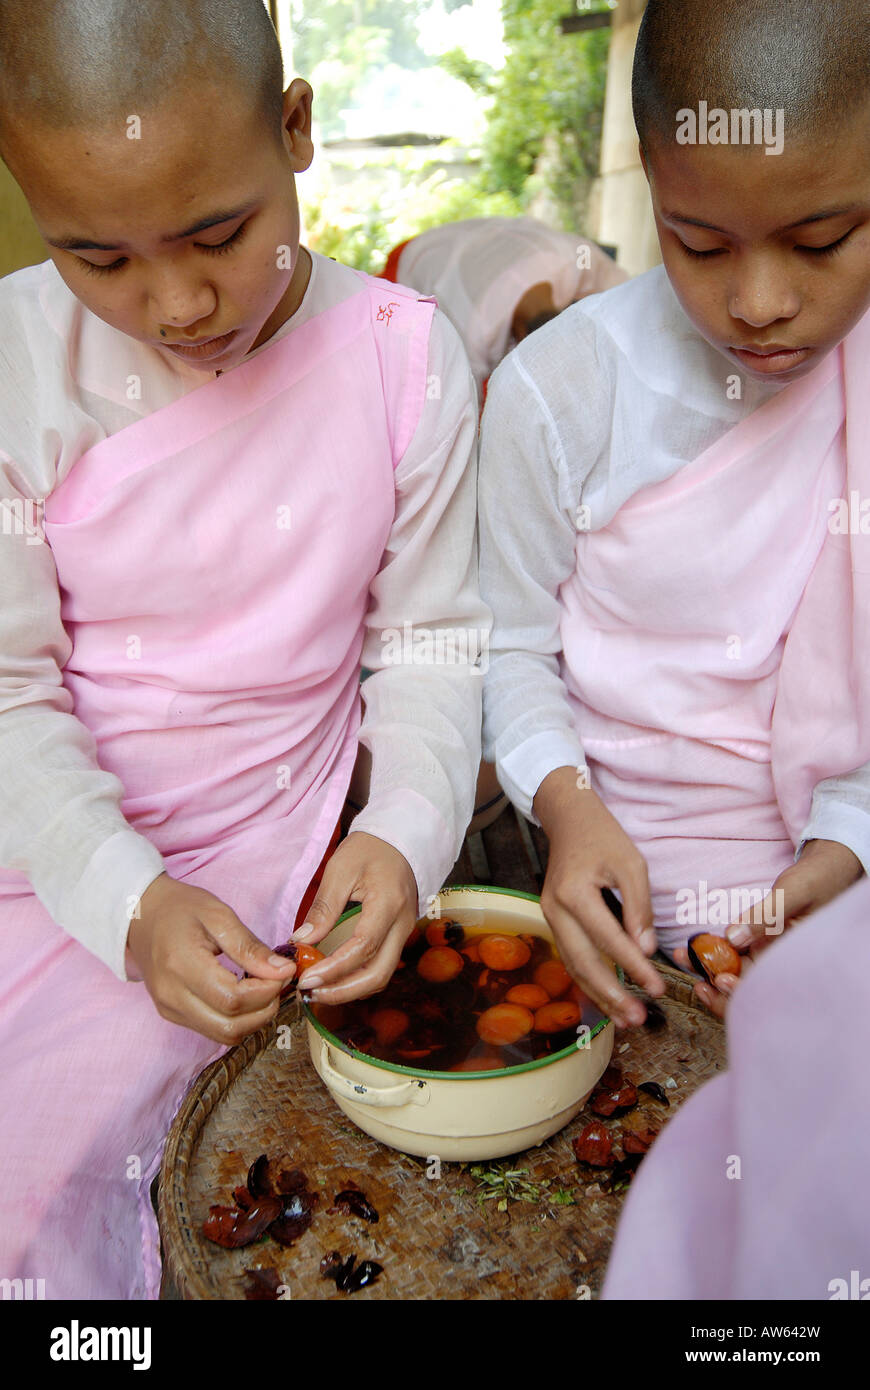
[674, 838, 864, 1020]
[287, 831, 418, 1004]
[127, 873, 297, 1044]
[534, 768, 664, 1028]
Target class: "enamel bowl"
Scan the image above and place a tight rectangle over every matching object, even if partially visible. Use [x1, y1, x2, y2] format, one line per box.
[303, 885, 615, 1161]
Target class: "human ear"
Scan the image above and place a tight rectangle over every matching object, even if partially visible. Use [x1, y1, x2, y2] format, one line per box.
[281, 78, 314, 171]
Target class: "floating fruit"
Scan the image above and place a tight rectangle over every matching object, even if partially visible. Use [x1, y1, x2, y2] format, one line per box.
[567, 981, 592, 1010]
[476, 1002, 535, 1045]
[370, 1008, 409, 1046]
[533, 1000, 582, 1033]
[451, 1053, 505, 1072]
[505, 982, 550, 1010]
[687, 932, 742, 986]
[425, 918, 465, 949]
[478, 934, 532, 971]
[534, 960, 572, 998]
[416, 946, 464, 983]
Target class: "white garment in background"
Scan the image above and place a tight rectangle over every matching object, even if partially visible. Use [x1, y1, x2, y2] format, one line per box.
[397, 216, 628, 392]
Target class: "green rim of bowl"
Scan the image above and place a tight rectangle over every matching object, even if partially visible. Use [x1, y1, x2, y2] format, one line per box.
[301, 884, 624, 1081]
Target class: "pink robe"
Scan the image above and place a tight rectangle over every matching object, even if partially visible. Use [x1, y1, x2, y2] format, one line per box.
[602, 874, 870, 1300]
[558, 311, 870, 953]
[0, 274, 434, 1298]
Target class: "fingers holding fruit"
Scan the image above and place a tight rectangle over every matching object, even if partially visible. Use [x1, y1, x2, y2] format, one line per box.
[541, 883, 661, 1028]
[288, 831, 419, 1003]
[673, 933, 743, 1020]
[128, 873, 297, 1043]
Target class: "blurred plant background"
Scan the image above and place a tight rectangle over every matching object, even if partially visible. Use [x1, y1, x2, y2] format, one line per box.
[290, 0, 614, 272]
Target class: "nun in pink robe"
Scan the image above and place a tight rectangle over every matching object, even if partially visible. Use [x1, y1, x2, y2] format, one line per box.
[602, 873, 870, 1301]
[0, 263, 479, 1299]
[593, 300, 870, 1298]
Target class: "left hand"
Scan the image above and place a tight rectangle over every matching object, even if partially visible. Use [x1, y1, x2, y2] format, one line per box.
[674, 839, 863, 1020]
[286, 830, 419, 1003]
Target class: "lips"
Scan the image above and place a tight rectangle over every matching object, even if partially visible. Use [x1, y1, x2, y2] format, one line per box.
[162, 329, 237, 361]
[730, 343, 813, 375]
[735, 344, 798, 356]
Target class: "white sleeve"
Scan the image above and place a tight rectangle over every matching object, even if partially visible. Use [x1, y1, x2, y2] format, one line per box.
[798, 766, 870, 874]
[348, 309, 490, 911]
[478, 349, 590, 825]
[0, 452, 166, 980]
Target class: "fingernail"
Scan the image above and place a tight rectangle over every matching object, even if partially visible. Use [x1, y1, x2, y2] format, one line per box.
[717, 974, 737, 995]
[268, 953, 296, 969]
[300, 973, 323, 989]
[640, 928, 657, 953]
[291, 924, 315, 941]
[726, 924, 751, 948]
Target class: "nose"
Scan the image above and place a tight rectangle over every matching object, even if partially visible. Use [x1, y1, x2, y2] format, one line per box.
[149, 265, 218, 334]
[728, 254, 801, 328]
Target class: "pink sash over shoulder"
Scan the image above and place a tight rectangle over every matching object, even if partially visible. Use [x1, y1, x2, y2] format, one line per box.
[0, 272, 435, 1298]
[559, 309, 870, 950]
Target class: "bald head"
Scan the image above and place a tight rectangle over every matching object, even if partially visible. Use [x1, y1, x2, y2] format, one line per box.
[633, 0, 870, 152]
[0, 0, 285, 153]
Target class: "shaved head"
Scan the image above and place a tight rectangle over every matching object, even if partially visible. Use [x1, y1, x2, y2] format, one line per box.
[0, 0, 286, 153]
[633, 0, 870, 151]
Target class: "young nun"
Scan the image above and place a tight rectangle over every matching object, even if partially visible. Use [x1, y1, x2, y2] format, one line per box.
[0, 0, 487, 1297]
[479, 0, 870, 1029]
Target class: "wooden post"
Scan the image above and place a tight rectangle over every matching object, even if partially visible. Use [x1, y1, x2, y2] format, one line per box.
[269, 0, 295, 74]
[595, 0, 660, 273]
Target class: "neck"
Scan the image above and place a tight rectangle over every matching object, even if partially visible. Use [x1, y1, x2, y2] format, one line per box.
[252, 244, 312, 352]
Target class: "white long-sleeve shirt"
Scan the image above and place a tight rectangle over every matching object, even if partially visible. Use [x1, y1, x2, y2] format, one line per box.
[0, 249, 490, 977]
[478, 265, 870, 874]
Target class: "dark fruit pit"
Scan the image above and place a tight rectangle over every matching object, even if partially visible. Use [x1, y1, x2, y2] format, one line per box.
[330, 1181, 379, 1223]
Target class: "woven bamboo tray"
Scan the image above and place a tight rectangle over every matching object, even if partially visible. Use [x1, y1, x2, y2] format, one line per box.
[158, 961, 724, 1300]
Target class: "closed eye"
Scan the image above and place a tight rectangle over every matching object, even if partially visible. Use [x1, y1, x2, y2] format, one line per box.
[799, 229, 855, 258]
[79, 221, 250, 276]
[679, 243, 727, 260]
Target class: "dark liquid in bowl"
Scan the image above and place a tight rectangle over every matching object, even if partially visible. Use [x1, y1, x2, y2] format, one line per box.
[311, 917, 606, 1073]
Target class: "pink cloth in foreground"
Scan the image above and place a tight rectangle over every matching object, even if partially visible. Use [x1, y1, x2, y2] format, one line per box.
[0, 272, 435, 1298]
[558, 307, 870, 952]
[602, 874, 870, 1301]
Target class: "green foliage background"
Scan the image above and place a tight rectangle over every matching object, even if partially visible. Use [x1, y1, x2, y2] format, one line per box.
[292, 0, 612, 267]
[476, 0, 610, 225]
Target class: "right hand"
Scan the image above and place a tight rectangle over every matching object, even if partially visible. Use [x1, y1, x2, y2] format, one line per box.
[534, 767, 664, 1028]
[127, 873, 297, 1044]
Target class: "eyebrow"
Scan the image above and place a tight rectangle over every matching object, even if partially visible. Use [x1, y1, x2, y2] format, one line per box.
[664, 205, 865, 235]
[45, 201, 260, 252]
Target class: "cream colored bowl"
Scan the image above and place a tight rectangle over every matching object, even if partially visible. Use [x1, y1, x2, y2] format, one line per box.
[303, 885, 615, 1162]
